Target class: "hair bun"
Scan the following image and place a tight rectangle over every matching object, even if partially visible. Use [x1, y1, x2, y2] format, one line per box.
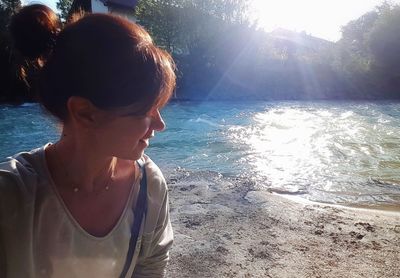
[9, 4, 61, 60]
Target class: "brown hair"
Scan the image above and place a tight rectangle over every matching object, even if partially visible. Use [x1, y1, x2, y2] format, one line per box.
[10, 5, 176, 120]
[10, 4, 60, 60]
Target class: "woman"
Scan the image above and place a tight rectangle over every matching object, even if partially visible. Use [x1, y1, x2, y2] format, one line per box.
[0, 4, 175, 278]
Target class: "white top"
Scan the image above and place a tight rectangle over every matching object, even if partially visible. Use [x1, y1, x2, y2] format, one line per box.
[0, 144, 173, 278]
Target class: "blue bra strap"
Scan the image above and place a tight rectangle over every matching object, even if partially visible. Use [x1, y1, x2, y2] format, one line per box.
[119, 159, 147, 278]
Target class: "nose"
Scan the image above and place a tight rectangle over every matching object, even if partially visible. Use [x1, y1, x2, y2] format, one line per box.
[151, 109, 166, 132]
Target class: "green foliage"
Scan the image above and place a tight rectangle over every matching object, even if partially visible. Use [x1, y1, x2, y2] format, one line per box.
[0, 0, 21, 40]
[0, 0, 30, 103]
[136, 0, 342, 100]
[368, 5, 400, 72]
[56, 0, 73, 22]
[1, 0, 400, 102]
[334, 1, 400, 98]
[135, 0, 255, 97]
[135, 0, 251, 53]
[0, 0, 21, 14]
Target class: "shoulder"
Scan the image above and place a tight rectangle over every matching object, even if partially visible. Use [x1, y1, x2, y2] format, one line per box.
[140, 155, 169, 225]
[0, 145, 47, 198]
[138, 155, 171, 238]
[141, 154, 167, 197]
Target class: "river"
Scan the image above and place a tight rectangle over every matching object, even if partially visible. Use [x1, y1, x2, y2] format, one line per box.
[1, 101, 400, 210]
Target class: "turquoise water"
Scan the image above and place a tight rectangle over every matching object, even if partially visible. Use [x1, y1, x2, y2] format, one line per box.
[1, 101, 400, 209]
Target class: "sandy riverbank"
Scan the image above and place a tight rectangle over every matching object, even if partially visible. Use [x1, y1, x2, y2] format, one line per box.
[164, 168, 400, 278]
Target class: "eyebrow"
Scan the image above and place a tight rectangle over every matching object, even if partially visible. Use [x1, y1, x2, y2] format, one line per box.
[120, 111, 138, 116]
[118, 110, 151, 118]
[115, 106, 157, 117]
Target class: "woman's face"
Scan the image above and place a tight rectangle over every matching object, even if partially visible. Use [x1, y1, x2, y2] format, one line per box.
[92, 106, 165, 161]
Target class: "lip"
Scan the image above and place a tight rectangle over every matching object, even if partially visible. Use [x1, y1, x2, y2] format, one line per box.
[141, 135, 154, 141]
[139, 138, 151, 147]
[139, 133, 154, 147]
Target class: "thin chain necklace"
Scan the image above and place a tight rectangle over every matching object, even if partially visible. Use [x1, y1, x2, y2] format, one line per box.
[54, 143, 114, 194]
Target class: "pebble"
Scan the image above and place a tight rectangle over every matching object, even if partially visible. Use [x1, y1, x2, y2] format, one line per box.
[245, 191, 269, 204]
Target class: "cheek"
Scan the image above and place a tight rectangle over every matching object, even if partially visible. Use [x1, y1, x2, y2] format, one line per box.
[125, 120, 152, 138]
[97, 118, 152, 143]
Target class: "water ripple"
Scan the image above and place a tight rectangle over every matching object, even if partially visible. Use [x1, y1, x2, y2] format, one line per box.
[2, 101, 400, 208]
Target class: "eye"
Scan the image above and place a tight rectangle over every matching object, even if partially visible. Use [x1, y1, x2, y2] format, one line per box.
[146, 108, 159, 118]
[118, 111, 147, 118]
[118, 107, 159, 119]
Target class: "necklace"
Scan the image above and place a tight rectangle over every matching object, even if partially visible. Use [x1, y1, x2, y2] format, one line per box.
[54, 143, 114, 194]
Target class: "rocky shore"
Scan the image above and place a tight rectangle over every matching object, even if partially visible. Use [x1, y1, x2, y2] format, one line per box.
[165, 169, 400, 278]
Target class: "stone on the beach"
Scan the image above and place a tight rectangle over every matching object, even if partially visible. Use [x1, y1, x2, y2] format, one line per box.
[178, 203, 234, 215]
[245, 191, 269, 204]
[207, 204, 234, 214]
[179, 204, 208, 215]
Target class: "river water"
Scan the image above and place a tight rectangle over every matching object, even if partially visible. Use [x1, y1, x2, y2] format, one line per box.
[1, 101, 400, 210]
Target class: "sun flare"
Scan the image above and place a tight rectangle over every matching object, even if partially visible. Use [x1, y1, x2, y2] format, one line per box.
[250, 0, 391, 41]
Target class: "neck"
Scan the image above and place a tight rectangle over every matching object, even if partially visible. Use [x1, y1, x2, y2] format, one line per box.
[52, 131, 116, 193]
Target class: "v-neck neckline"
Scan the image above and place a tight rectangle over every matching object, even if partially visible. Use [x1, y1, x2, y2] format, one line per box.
[40, 143, 141, 240]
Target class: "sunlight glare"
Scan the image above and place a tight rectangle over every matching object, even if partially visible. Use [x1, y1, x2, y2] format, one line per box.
[250, 0, 392, 41]
[240, 108, 329, 193]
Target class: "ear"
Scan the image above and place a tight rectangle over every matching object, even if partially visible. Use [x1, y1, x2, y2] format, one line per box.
[66, 96, 100, 128]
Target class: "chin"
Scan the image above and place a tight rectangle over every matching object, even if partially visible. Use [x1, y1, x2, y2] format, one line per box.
[113, 143, 146, 161]
[110, 150, 141, 161]
[132, 152, 145, 161]
[127, 148, 145, 161]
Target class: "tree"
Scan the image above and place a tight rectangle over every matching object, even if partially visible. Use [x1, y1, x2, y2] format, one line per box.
[0, 0, 21, 14]
[367, 5, 400, 72]
[56, 0, 73, 22]
[0, 0, 30, 103]
[135, 0, 257, 98]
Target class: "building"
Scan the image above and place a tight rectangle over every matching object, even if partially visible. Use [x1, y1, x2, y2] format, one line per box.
[69, 0, 139, 21]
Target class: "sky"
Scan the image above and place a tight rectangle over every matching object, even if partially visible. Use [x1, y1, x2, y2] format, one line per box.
[26, 0, 399, 42]
[250, 0, 399, 41]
